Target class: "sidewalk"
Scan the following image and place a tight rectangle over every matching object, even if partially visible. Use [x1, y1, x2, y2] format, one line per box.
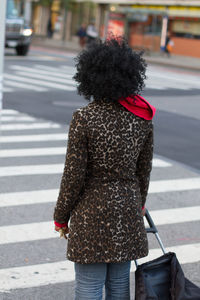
[32, 36, 200, 71]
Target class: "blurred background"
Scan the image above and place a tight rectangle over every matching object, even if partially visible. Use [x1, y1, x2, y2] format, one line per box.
[4, 0, 200, 57]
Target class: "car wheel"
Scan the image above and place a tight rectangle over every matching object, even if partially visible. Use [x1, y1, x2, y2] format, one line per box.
[16, 45, 30, 56]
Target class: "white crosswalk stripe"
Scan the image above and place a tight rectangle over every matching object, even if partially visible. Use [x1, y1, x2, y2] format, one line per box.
[0, 109, 200, 294]
[1, 206, 200, 245]
[0, 147, 66, 157]
[3, 63, 200, 93]
[1, 122, 60, 131]
[4, 79, 48, 92]
[0, 243, 200, 293]
[134, 243, 200, 268]
[149, 177, 200, 193]
[0, 159, 170, 177]
[3, 87, 14, 92]
[1, 177, 200, 207]
[4, 73, 76, 91]
[0, 164, 64, 177]
[36, 64, 75, 73]
[0, 133, 68, 143]
[0, 189, 58, 207]
[1, 115, 36, 122]
[1, 109, 18, 114]
[0, 147, 171, 167]
[10, 65, 74, 79]
[146, 66, 200, 90]
[16, 71, 76, 86]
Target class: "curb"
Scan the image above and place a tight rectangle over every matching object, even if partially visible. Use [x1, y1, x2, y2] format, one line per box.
[31, 40, 200, 72]
[144, 57, 200, 72]
[31, 41, 80, 54]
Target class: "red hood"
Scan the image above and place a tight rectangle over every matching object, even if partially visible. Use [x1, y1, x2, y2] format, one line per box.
[118, 95, 156, 120]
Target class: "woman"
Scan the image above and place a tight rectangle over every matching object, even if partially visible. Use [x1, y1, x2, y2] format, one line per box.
[165, 33, 174, 57]
[53, 38, 156, 300]
[77, 24, 87, 49]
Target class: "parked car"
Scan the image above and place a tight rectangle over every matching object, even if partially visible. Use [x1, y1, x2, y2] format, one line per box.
[5, 0, 32, 56]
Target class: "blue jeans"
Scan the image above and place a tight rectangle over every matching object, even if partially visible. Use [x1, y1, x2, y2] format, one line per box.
[74, 261, 131, 300]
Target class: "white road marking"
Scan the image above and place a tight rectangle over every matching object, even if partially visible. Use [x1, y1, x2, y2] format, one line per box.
[1, 177, 200, 208]
[0, 260, 75, 292]
[0, 221, 58, 244]
[146, 79, 190, 90]
[4, 79, 48, 92]
[0, 189, 58, 207]
[0, 147, 66, 157]
[0, 148, 172, 169]
[36, 64, 75, 73]
[1, 123, 60, 131]
[0, 133, 68, 143]
[16, 71, 76, 86]
[0, 164, 64, 177]
[1, 116, 36, 122]
[1, 206, 200, 245]
[4, 74, 76, 91]
[1, 109, 19, 115]
[53, 101, 85, 107]
[10, 65, 73, 79]
[148, 71, 200, 87]
[145, 206, 200, 226]
[0, 243, 200, 292]
[145, 83, 166, 90]
[149, 177, 200, 193]
[153, 158, 172, 167]
[131, 243, 200, 271]
[3, 87, 14, 92]
[61, 65, 76, 72]
[0, 158, 170, 177]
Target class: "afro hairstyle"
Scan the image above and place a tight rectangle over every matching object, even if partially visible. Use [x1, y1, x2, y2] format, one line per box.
[73, 37, 147, 102]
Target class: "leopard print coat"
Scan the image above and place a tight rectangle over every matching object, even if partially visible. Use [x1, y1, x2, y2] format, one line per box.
[53, 99, 153, 264]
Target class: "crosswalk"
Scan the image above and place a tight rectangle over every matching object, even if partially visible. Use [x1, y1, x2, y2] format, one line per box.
[146, 65, 200, 90]
[3, 64, 200, 93]
[0, 109, 200, 296]
[3, 64, 77, 93]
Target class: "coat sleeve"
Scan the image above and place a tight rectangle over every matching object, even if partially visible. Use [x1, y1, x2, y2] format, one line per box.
[136, 123, 154, 207]
[53, 110, 88, 224]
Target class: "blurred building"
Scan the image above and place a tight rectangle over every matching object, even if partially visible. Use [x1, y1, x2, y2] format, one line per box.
[30, 0, 99, 41]
[95, 0, 200, 58]
[27, 0, 200, 57]
[11, 0, 32, 23]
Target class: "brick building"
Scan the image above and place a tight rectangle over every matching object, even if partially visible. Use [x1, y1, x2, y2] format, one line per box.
[95, 0, 200, 58]
[30, 0, 200, 58]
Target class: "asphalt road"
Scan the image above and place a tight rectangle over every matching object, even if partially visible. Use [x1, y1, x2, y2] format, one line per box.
[3, 47, 200, 171]
[0, 48, 200, 299]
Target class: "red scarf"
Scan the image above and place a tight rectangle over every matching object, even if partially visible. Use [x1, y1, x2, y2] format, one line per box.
[118, 95, 156, 120]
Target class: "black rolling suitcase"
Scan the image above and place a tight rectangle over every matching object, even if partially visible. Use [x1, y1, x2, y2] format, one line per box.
[135, 209, 200, 300]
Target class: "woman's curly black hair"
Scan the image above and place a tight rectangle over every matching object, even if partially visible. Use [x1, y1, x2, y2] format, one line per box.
[73, 37, 147, 102]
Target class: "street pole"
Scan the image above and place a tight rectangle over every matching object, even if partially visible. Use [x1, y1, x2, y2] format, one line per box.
[0, 0, 7, 115]
[62, 0, 67, 42]
[160, 15, 168, 52]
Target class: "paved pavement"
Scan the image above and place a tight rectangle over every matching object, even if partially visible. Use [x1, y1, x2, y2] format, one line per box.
[3, 51, 200, 169]
[31, 36, 200, 71]
[1, 49, 200, 299]
[3, 58, 200, 94]
[0, 108, 200, 299]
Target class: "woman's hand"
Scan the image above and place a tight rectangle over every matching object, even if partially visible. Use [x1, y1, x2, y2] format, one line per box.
[142, 207, 146, 217]
[55, 225, 69, 239]
[55, 225, 69, 232]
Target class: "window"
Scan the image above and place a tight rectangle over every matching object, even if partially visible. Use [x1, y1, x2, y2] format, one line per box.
[6, 0, 19, 18]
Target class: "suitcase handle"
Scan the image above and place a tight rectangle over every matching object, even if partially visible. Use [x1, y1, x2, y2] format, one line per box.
[145, 209, 167, 255]
[145, 209, 158, 234]
[135, 209, 167, 268]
